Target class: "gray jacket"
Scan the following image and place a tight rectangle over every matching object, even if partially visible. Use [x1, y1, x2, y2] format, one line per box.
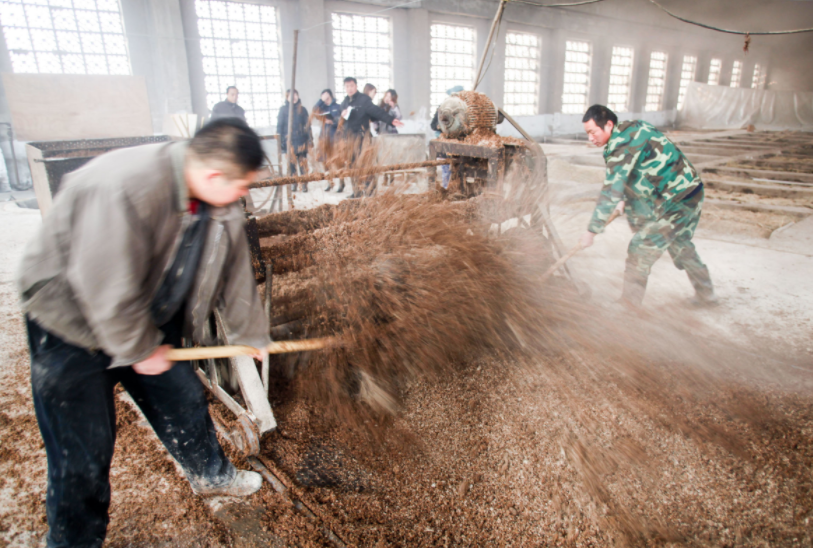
[16, 142, 270, 367]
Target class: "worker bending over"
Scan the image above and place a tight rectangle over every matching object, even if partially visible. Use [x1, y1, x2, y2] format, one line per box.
[579, 105, 716, 307]
[17, 119, 270, 547]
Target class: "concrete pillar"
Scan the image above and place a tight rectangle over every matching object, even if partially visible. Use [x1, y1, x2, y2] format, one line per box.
[663, 48, 682, 111]
[407, 8, 431, 117]
[630, 45, 650, 113]
[298, 0, 329, 109]
[544, 28, 566, 114]
[696, 53, 710, 86]
[486, 19, 508, 110]
[0, 17, 29, 190]
[472, 17, 493, 97]
[122, 0, 193, 132]
[536, 29, 554, 115]
[590, 35, 612, 107]
[390, 8, 411, 114]
[278, 2, 298, 99]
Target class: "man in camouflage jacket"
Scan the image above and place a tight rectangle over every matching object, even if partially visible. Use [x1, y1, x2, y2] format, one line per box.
[579, 105, 716, 307]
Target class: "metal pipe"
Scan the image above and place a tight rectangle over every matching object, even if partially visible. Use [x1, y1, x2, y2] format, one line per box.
[286, 30, 298, 176]
[249, 455, 349, 548]
[286, 30, 299, 210]
[262, 260, 273, 394]
[250, 159, 451, 189]
[247, 456, 287, 494]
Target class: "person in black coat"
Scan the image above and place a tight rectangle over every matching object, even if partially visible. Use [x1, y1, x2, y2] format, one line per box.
[210, 86, 247, 122]
[276, 89, 313, 193]
[337, 77, 404, 197]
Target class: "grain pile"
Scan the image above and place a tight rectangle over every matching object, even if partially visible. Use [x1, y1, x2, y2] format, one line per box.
[246, 180, 813, 546]
[257, 191, 571, 429]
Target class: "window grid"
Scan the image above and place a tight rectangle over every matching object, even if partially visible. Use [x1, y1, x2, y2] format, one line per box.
[730, 60, 742, 88]
[677, 55, 697, 110]
[607, 46, 634, 112]
[561, 40, 591, 114]
[708, 58, 721, 85]
[503, 31, 540, 116]
[0, 0, 130, 75]
[644, 51, 667, 112]
[430, 23, 475, 111]
[331, 13, 392, 101]
[196, 1, 284, 129]
[752, 63, 766, 89]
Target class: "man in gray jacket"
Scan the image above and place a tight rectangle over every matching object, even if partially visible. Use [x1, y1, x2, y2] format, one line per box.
[17, 118, 270, 548]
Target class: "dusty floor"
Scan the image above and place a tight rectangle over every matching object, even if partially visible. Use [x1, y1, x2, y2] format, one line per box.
[2, 134, 813, 547]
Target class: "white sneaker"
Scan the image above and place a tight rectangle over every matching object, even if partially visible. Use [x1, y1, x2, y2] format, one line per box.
[193, 470, 263, 497]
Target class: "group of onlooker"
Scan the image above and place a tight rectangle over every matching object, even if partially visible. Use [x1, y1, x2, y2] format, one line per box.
[278, 77, 403, 197]
[211, 79, 404, 198]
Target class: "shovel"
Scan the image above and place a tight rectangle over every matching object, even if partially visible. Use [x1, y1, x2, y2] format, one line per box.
[165, 337, 333, 361]
[540, 207, 624, 284]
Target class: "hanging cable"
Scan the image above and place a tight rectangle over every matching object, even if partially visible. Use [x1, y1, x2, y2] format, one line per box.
[510, 0, 607, 7]
[644, 0, 813, 35]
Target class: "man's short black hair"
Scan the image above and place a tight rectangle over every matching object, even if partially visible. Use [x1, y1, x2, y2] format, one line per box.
[343, 76, 357, 85]
[226, 85, 237, 94]
[191, 118, 263, 176]
[582, 104, 618, 128]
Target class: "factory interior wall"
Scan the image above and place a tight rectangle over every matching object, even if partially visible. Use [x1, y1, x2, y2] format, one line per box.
[0, 0, 807, 190]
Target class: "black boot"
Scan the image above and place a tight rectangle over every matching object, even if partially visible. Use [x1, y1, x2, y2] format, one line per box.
[336, 181, 345, 193]
[324, 182, 333, 192]
[686, 265, 718, 305]
[620, 268, 648, 308]
[300, 183, 308, 193]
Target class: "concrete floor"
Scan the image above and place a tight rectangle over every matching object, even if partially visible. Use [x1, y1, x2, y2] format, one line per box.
[2, 139, 812, 545]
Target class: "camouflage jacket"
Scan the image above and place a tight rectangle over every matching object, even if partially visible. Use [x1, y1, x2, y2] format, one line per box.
[587, 120, 701, 233]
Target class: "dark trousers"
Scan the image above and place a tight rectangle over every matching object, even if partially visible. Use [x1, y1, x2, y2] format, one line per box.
[27, 313, 234, 548]
[287, 153, 309, 192]
[348, 135, 375, 197]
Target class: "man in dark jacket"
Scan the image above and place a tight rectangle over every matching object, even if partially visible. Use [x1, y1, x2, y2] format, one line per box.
[276, 89, 313, 193]
[338, 77, 403, 197]
[210, 86, 247, 122]
[17, 119, 270, 548]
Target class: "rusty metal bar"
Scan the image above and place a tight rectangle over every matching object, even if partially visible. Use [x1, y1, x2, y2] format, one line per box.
[249, 159, 452, 189]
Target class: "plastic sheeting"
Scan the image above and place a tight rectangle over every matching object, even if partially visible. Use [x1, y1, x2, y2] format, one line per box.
[497, 109, 677, 140]
[678, 82, 813, 131]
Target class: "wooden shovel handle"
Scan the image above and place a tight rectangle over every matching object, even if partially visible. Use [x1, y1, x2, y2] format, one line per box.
[165, 337, 334, 361]
[540, 207, 623, 283]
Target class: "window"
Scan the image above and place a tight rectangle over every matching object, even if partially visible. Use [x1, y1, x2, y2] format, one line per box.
[503, 32, 540, 116]
[708, 58, 721, 85]
[730, 60, 742, 88]
[0, 0, 130, 75]
[332, 13, 392, 101]
[430, 23, 475, 111]
[644, 51, 667, 112]
[607, 46, 634, 112]
[196, 1, 284, 129]
[677, 55, 697, 110]
[752, 63, 766, 89]
[561, 40, 591, 114]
